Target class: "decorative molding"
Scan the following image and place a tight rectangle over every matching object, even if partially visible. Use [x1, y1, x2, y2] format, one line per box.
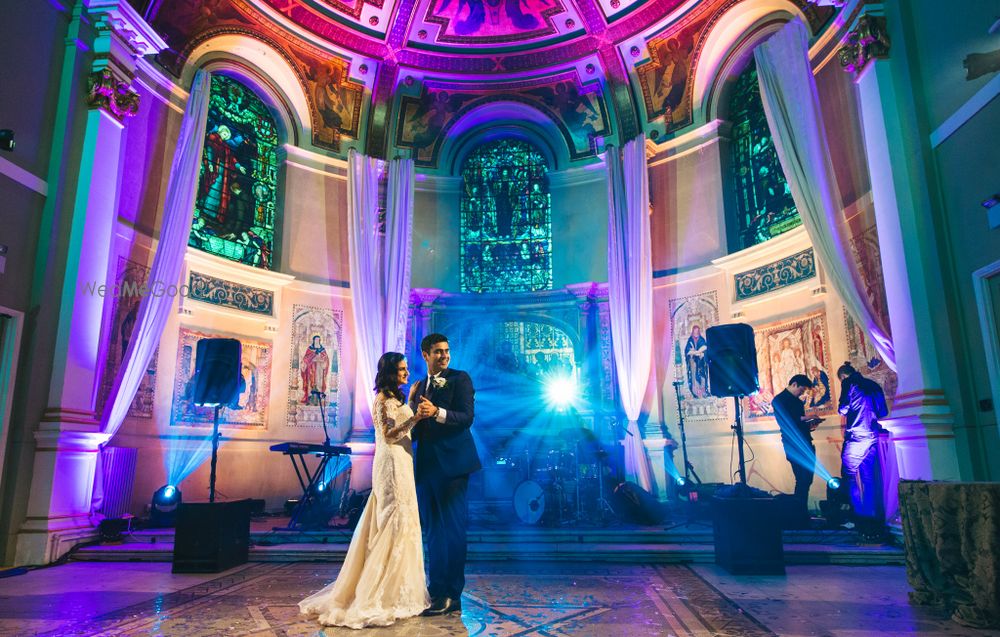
[930, 72, 1000, 148]
[87, 69, 141, 121]
[188, 271, 275, 315]
[0, 156, 47, 196]
[838, 14, 889, 75]
[733, 248, 816, 301]
[86, 0, 169, 57]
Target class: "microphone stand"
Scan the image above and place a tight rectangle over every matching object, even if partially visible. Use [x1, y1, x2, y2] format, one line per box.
[672, 381, 701, 485]
[312, 389, 331, 446]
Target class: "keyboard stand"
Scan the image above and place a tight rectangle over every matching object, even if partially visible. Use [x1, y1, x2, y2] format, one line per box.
[273, 448, 339, 531]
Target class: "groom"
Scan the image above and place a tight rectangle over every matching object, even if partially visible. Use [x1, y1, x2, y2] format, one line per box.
[410, 333, 481, 616]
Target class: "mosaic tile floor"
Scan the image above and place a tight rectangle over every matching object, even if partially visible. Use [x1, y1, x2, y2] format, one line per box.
[0, 561, 996, 636]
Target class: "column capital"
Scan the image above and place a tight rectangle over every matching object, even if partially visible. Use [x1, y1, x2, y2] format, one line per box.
[838, 13, 890, 76]
[87, 68, 140, 121]
[409, 287, 444, 308]
[83, 0, 167, 121]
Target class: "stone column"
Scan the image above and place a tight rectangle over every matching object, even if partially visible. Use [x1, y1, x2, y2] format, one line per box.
[15, 0, 165, 565]
[840, 12, 960, 480]
[565, 282, 600, 404]
[407, 288, 443, 377]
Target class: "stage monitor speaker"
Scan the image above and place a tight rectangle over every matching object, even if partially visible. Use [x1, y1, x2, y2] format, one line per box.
[193, 338, 242, 406]
[172, 500, 252, 573]
[612, 481, 667, 526]
[712, 495, 785, 575]
[706, 323, 758, 397]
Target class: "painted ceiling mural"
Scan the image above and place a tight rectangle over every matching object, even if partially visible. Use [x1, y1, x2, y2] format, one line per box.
[144, 0, 835, 159]
[419, 0, 573, 45]
[151, 0, 367, 152]
[636, 13, 709, 135]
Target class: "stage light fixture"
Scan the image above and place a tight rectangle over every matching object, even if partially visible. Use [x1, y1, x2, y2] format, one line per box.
[676, 476, 687, 487]
[544, 375, 577, 410]
[827, 477, 841, 490]
[150, 484, 182, 528]
[0, 130, 13, 152]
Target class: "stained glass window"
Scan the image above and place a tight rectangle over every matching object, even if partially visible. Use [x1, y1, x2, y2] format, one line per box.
[460, 139, 552, 293]
[730, 60, 800, 250]
[190, 75, 279, 269]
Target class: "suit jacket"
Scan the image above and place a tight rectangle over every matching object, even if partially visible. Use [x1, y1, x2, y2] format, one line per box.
[410, 367, 482, 480]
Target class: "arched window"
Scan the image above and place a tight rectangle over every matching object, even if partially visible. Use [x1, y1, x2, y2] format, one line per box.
[730, 60, 799, 250]
[190, 75, 279, 269]
[460, 139, 552, 293]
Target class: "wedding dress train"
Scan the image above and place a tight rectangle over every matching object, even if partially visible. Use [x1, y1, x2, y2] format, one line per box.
[299, 394, 430, 628]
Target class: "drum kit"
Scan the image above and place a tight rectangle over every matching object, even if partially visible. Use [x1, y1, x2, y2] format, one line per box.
[497, 428, 620, 526]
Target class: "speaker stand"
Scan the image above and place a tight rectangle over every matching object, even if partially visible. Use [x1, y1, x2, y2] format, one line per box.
[209, 405, 221, 503]
[672, 381, 701, 485]
[732, 396, 751, 494]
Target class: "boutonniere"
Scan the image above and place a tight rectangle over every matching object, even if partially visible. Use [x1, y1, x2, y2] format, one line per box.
[431, 376, 447, 389]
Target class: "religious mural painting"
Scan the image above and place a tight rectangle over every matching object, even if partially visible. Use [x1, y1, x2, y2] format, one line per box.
[151, 0, 364, 153]
[152, 0, 256, 75]
[97, 257, 158, 419]
[849, 224, 890, 329]
[424, 0, 566, 43]
[460, 139, 552, 293]
[288, 305, 343, 429]
[843, 309, 897, 406]
[191, 75, 278, 270]
[636, 14, 709, 135]
[745, 310, 834, 420]
[297, 52, 364, 150]
[730, 60, 800, 250]
[171, 327, 272, 428]
[668, 291, 726, 420]
[396, 73, 609, 167]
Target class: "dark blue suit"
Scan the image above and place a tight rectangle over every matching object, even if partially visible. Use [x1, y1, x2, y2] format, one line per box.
[411, 368, 480, 600]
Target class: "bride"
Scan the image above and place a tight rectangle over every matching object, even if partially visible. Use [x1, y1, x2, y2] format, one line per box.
[299, 352, 433, 628]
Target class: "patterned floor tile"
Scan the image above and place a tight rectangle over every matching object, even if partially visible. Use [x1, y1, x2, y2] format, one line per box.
[0, 561, 996, 636]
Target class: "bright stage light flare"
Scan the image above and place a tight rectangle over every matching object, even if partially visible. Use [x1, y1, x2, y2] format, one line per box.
[676, 477, 687, 487]
[827, 477, 842, 490]
[544, 375, 578, 409]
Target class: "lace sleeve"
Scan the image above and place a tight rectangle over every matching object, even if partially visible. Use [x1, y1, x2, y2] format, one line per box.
[379, 395, 418, 444]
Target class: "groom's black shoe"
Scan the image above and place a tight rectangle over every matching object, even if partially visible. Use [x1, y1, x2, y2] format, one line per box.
[422, 597, 450, 616]
[444, 598, 462, 614]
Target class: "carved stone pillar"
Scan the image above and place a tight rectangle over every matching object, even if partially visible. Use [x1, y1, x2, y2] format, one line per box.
[15, 0, 165, 565]
[565, 282, 600, 404]
[407, 288, 443, 378]
[840, 11, 961, 480]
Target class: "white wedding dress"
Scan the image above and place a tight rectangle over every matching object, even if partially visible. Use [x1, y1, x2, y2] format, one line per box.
[299, 394, 430, 628]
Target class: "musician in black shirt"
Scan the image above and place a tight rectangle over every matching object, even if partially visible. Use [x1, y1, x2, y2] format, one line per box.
[772, 374, 821, 517]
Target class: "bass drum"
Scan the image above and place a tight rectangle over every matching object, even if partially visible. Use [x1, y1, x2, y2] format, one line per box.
[513, 480, 546, 525]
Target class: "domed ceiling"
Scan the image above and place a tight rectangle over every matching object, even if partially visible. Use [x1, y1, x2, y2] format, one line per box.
[144, 0, 834, 167]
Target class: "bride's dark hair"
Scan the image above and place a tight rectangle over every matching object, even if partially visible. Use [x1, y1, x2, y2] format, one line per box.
[374, 352, 406, 402]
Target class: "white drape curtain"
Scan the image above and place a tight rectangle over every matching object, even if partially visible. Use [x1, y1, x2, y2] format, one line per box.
[605, 135, 655, 492]
[347, 150, 414, 415]
[91, 70, 212, 519]
[754, 20, 896, 370]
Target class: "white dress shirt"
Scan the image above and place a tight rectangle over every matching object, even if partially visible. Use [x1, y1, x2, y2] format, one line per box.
[427, 374, 448, 423]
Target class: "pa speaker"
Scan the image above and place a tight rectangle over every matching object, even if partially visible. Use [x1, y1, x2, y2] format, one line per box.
[712, 495, 785, 574]
[193, 338, 242, 406]
[172, 500, 252, 573]
[706, 323, 758, 397]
